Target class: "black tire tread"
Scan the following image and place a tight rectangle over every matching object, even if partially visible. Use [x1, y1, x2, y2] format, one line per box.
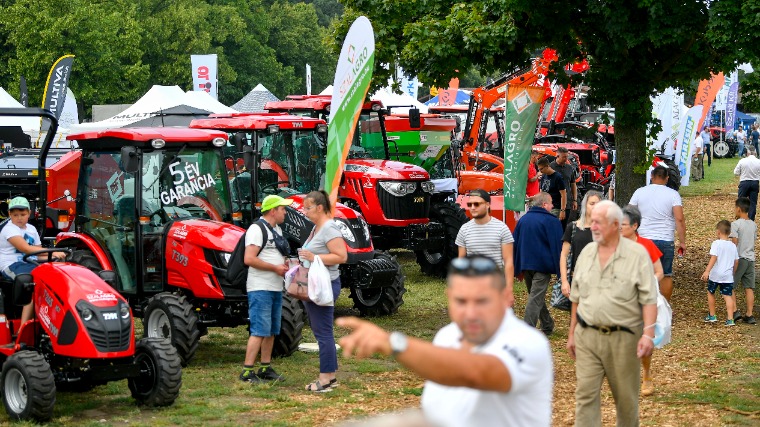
[350, 251, 406, 317]
[272, 294, 305, 358]
[143, 293, 201, 367]
[415, 201, 468, 278]
[128, 338, 182, 407]
[2, 351, 55, 421]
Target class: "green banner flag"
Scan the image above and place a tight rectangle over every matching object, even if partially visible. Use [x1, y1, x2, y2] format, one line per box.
[503, 85, 545, 211]
[325, 16, 375, 207]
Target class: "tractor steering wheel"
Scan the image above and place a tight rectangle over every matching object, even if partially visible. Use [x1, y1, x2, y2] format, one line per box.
[22, 247, 72, 266]
[261, 181, 290, 195]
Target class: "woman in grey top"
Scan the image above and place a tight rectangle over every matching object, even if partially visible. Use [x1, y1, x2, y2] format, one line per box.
[297, 190, 347, 392]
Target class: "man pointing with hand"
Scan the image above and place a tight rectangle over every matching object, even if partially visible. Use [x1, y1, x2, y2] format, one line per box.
[336, 256, 553, 427]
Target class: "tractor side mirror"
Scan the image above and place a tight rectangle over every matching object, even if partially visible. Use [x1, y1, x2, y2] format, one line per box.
[409, 108, 421, 128]
[13, 274, 34, 306]
[454, 116, 462, 134]
[97, 270, 117, 287]
[242, 145, 254, 171]
[231, 132, 248, 152]
[120, 146, 139, 173]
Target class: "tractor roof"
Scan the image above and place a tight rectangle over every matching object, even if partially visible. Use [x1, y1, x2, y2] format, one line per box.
[265, 95, 382, 113]
[67, 127, 228, 143]
[190, 114, 327, 131]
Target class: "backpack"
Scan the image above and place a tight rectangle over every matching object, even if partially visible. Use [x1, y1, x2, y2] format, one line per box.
[225, 220, 289, 289]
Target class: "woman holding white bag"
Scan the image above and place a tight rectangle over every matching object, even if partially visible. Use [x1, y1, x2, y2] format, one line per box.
[298, 190, 347, 393]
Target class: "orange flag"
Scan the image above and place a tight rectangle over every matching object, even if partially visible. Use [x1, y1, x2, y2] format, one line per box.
[694, 72, 725, 131]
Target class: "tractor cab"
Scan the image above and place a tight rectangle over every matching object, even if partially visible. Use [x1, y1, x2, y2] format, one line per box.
[65, 128, 234, 296]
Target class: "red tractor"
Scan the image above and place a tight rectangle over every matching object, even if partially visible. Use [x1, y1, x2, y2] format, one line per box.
[190, 113, 406, 316]
[262, 98, 467, 277]
[0, 108, 181, 422]
[53, 123, 304, 365]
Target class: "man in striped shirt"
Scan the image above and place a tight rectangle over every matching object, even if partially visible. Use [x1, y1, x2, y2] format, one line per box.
[456, 189, 515, 306]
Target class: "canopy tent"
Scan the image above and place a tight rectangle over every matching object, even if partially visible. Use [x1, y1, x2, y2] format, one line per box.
[319, 85, 333, 95]
[424, 89, 472, 106]
[735, 110, 757, 129]
[232, 84, 279, 112]
[71, 85, 236, 132]
[125, 105, 212, 127]
[371, 90, 428, 113]
[0, 87, 75, 147]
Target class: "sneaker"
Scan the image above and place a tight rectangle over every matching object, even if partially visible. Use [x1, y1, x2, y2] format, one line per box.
[257, 366, 285, 382]
[240, 369, 264, 384]
[703, 314, 718, 323]
[744, 315, 756, 325]
[725, 319, 736, 326]
[733, 311, 742, 323]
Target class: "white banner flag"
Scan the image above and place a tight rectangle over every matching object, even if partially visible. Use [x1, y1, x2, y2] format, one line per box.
[649, 87, 683, 157]
[715, 70, 739, 111]
[306, 64, 312, 95]
[397, 66, 420, 99]
[191, 54, 218, 99]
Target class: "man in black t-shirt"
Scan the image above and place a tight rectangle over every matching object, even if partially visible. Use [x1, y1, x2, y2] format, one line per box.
[537, 157, 566, 221]
[550, 147, 578, 228]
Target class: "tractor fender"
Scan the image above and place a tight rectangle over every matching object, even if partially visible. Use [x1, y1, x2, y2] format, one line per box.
[55, 232, 114, 270]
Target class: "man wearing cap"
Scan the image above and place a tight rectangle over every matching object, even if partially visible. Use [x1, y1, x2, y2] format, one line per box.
[0, 197, 66, 324]
[239, 195, 293, 384]
[455, 189, 515, 306]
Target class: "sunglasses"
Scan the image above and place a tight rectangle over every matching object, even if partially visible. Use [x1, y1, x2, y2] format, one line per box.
[467, 202, 485, 208]
[449, 256, 499, 276]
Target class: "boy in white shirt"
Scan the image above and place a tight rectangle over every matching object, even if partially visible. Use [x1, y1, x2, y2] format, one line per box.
[0, 197, 66, 324]
[700, 220, 739, 326]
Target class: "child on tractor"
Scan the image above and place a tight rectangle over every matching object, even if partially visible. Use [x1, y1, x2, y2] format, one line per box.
[0, 196, 67, 323]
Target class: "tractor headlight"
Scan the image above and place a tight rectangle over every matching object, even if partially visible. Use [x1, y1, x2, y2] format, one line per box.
[81, 308, 94, 322]
[119, 303, 130, 319]
[420, 181, 436, 194]
[379, 181, 416, 197]
[360, 217, 371, 241]
[336, 220, 356, 243]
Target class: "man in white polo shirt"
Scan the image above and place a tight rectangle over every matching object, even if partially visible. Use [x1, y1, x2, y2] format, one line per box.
[336, 256, 553, 427]
[734, 145, 760, 221]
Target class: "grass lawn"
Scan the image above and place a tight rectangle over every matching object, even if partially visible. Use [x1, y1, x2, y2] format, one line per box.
[0, 156, 758, 426]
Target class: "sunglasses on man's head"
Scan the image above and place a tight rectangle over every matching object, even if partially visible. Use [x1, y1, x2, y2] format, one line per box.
[467, 202, 485, 208]
[449, 256, 499, 276]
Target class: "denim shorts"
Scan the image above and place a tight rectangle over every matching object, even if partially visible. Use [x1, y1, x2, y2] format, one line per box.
[248, 290, 283, 337]
[707, 280, 733, 296]
[1, 261, 36, 280]
[651, 240, 674, 276]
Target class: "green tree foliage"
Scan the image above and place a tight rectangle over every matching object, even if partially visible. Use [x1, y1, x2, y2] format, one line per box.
[741, 71, 760, 113]
[0, 0, 336, 113]
[337, 0, 760, 202]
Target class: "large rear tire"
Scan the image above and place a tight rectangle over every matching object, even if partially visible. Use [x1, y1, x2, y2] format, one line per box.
[713, 140, 729, 159]
[128, 338, 182, 407]
[415, 201, 468, 278]
[1, 351, 55, 422]
[272, 294, 305, 358]
[349, 252, 406, 317]
[143, 293, 201, 367]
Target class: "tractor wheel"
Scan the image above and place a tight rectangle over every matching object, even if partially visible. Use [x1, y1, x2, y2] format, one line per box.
[665, 160, 681, 191]
[1, 351, 55, 422]
[713, 140, 730, 159]
[272, 294, 305, 358]
[415, 201, 468, 277]
[70, 250, 103, 272]
[143, 293, 201, 367]
[349, 252, 406, 317]
[128, 338, 182, 407]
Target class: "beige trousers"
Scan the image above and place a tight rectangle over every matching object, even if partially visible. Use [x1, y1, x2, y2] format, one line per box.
[574, 324, 643, 427]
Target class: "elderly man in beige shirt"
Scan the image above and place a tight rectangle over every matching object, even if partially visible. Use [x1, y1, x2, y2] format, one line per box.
[567, 200, 658, 427]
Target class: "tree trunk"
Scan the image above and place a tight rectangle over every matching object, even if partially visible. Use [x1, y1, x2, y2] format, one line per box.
[612, 100, 651, 205]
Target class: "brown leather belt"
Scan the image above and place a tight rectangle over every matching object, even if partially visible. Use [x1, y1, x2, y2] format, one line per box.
[577, 315, 634, 335]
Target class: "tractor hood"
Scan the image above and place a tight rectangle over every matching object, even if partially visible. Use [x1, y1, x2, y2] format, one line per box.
[168, 219, 244, 253]
[282, 195, 373, 252]
[285, 194, 361, 220]
[38, 263, 128, 308]
[344, 159, 430, 181]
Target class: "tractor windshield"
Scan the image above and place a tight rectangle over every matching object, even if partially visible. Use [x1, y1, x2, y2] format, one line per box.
[257, 129, 326, 196]
[143, 147, 231, 222]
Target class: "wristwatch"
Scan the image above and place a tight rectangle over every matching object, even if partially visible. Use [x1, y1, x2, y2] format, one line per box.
[389, 331, 408, 357]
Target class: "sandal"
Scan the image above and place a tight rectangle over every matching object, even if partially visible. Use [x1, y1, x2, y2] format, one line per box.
[305, 380, 333, 393]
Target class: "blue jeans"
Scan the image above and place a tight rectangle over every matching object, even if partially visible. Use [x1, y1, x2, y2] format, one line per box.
[304, 277, 341, 373]
[1, 262, 35, 280]
[248, 290, 283, 337]
[651, 240, 675, 276]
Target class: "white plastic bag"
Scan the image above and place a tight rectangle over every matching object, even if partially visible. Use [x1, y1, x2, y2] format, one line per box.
[307, 255, 333, 306]
[653, 291, 672, 349]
